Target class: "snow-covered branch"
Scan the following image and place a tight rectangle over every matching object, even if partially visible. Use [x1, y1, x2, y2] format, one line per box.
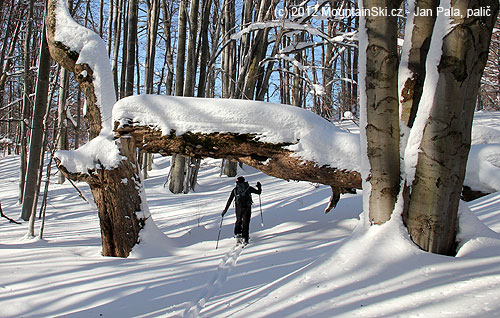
[46, 0, 115, 138]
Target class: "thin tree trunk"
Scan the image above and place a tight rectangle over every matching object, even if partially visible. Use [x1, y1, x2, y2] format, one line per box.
[144, 0, 160, 94]
[111, 0, 122, 98]
[124, 0, 138, 97]
[120, 0, 128, 98]
[98, 0, 104, 37]
[74, 90, 81, 148]
[0, 18, 22, 91]
[22, 22, 51, 225]
[183, 0, 199, 97]
[361, 0, 401, 225]
[170, 0, 188, 193]
[18, 0, 34, 205]
[175, 0, 187, 96]
[57, 67, 69, 184]
[161, 0, 174, 95]
[196, 0, 213, 98]
[106, 0, 113, 55]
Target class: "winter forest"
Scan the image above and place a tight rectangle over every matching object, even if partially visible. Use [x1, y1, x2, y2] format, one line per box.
[2, 0, 500, 316]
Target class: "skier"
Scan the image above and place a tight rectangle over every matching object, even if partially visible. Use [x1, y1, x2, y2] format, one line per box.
[222, 176, 262, 245]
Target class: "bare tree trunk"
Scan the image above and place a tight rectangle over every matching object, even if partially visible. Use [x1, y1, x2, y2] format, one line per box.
[404, 0, 498, 255]
[221, 0, 237, 176]
[175, 0, 187, 97]
[106, 0, 113, 55]
[399, 0, 438, 128]
[124, 0, 137, 97]
[119, 0, 128, 98]
[141, 0, 160, 180]
[0, 16, 22, 91]
[74, 90, 81, 148]
[22, 22, 51, 225]
[170, 0, 188, 193]
[144, 0, 160, 95]
[183, 0, 199, 97]
[111, 0, 123, 98]
[57, 67, 69, 184]
[196, 0, 213, 98]
[360, 0, 402, 225]
[160, 0, 174, 95]
[19, 0, 34, 205]
[98, 0, 104, 37]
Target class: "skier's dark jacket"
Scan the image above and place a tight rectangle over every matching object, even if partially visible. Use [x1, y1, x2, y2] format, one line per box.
[223, 180, 261, 213]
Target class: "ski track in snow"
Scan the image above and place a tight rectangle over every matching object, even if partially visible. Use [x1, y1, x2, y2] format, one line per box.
[183, 243, 245, 317]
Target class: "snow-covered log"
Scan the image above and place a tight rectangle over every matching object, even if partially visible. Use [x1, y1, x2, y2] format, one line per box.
[113, 95, 362, 208]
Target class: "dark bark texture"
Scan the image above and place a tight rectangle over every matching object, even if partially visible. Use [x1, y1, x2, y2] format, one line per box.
[47, 0, 144, 257]
[55, 136, 144, 257]
[115, 124, 361, 210]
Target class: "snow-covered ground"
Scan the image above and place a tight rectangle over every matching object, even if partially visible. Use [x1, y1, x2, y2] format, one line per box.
[1, 112, 500, 318]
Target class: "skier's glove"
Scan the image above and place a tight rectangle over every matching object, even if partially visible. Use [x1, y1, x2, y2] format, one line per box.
[256, 181, 262, 189]
[222, 209, 227, 217]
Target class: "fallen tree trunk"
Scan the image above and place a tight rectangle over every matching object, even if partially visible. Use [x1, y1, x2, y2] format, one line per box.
[114, 124, 362, 210]
[115, 124, 362, 189]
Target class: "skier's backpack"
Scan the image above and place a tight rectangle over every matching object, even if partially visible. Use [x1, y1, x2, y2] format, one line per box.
[235, 182, 253, 206]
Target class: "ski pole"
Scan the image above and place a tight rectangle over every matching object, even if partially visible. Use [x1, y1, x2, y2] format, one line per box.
[259, 194, 264, 227]
[216, 215, 224, 249]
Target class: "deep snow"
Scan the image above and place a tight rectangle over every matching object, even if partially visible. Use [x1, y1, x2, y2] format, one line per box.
[1, 142, 500, 317]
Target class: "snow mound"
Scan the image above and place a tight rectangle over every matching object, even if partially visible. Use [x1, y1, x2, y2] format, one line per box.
[472, 124, 500, 145]
[129, 216, 174, 258]
[113, 95, 361, 171]
[465, 143, 500, 193]
[457, 201, 500, 258]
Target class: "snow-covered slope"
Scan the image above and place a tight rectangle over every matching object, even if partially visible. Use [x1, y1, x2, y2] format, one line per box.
[1, 111, 500, 317]
[0, 156, 499, 317]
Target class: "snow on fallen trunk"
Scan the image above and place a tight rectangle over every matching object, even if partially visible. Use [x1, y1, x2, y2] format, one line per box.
[113, 95, 361, 172]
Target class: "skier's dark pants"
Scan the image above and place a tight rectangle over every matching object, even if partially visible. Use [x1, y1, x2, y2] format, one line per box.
[234, 205, 251, 240]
